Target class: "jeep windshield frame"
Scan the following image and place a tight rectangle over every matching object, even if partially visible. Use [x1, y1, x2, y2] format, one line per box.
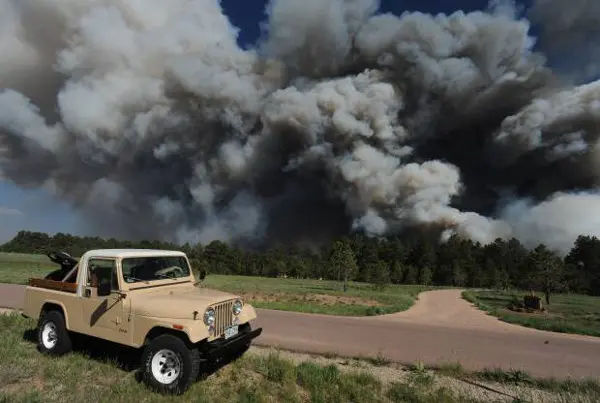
[120, 255, 193, 286]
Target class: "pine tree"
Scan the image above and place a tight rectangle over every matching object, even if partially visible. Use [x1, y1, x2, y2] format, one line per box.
[370, 260, 391, 289]
[390, 260, 405, 284]
[526, 244, 566, 305]
[564, 235, 600, 295]
[328, 238, 358, 292]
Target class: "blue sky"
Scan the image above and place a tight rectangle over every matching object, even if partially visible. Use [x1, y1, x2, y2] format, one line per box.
[0, 0, 537, 243]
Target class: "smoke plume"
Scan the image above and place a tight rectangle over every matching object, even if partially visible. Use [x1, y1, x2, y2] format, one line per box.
[528, 0, 600, 84]
[1, 0, 600, 255]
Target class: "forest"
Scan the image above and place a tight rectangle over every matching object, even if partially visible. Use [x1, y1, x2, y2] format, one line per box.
[2, 230, 599, 296]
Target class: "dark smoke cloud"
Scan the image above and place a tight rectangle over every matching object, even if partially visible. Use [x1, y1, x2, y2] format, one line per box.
[528, 0, 600, 84]
[1, 0, 600, 255]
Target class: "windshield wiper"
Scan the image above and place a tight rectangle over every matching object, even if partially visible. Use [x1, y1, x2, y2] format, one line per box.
[124, 275, 150, 284]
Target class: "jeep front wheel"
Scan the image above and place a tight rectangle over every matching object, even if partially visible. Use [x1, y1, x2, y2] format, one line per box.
[37, 310, 72, 356]
[141, 334, 200, 395]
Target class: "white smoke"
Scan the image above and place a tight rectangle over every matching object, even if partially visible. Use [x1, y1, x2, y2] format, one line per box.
[500, 192, 600, 255]
[1, 0, 600, 255]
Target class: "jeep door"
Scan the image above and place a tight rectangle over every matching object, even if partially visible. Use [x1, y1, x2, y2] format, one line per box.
[80, 257, 130, 345]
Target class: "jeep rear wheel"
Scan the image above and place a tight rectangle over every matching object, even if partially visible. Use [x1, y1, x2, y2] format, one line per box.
[37, 310, 72, 356]
[141, 334, 200, 395]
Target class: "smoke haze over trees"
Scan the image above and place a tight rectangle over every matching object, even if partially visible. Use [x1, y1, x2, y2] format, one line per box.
[1, 0, 600, 256]
[2, 230, 599, 297]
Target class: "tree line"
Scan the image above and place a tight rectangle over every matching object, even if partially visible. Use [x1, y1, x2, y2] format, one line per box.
[2, 230, 599, 298]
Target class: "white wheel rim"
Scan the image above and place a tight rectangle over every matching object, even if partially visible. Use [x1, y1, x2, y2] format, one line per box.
[151, 349, 182, 385]
[41, 322, 58, 349]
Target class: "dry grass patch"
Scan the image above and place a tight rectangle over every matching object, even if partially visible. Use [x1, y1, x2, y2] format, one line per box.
[238, 291, 384, 307]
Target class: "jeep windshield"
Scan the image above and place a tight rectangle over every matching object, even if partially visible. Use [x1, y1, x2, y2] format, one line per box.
[121, 255, 191, 284]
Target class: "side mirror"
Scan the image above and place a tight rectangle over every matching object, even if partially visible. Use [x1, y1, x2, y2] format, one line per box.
[97, 282, 111, 297]
[198, 269, 206, 280]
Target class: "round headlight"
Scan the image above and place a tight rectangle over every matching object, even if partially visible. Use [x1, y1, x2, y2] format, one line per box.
[232, 300, 243, 316]
[203, 308, 215, 326]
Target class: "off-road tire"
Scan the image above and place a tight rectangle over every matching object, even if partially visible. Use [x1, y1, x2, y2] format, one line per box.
[37, 310, 72, 356]
[141, 334, 201, 395]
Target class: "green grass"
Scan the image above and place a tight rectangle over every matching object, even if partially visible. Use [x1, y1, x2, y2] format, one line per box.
[0, 313, 481, 403]
[462, 290, 600, 337]
[2, 313, 598, 403]
[0, 252, 439, 317]
[0, 252, 57, 284]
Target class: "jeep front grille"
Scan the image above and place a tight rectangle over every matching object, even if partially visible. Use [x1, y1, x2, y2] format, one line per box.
[213, 300, 234, 337]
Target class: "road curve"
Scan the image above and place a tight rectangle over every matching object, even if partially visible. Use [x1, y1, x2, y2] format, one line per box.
[1, 284, 599, 380]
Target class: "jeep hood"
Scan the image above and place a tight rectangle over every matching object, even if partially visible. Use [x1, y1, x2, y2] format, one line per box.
[131, 284, 240, 319]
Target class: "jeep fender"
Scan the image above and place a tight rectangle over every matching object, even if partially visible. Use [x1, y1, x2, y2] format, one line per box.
[237, 303, 257, 324]
[132, 316, 209, 347]
[40, 300, 70, 329]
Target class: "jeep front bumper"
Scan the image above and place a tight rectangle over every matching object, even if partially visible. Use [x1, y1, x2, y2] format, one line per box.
[202, 326, 263, 360]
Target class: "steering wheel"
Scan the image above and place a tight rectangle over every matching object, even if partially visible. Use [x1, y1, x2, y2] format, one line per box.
[156, 266, 185, 278]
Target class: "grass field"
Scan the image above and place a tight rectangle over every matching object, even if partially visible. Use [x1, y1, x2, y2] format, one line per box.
[0, 252, 58, 284]
[201, 275, 435, 316]
[1, 312, 599, 403]
[0, 252, 436, 316]
[462, 290, 600, 337]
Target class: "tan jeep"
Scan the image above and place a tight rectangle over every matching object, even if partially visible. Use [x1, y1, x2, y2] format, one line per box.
[21, 249, 262, 394]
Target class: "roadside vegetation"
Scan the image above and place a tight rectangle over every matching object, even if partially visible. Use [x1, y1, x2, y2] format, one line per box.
[1, 312, 598, 403]
[462, 290, 600, 337]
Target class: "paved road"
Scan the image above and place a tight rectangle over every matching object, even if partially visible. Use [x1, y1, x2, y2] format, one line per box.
[2, 284, 600, 380]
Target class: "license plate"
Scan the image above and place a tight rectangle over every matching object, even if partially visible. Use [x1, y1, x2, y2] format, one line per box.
[224, 325, 238, 339]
